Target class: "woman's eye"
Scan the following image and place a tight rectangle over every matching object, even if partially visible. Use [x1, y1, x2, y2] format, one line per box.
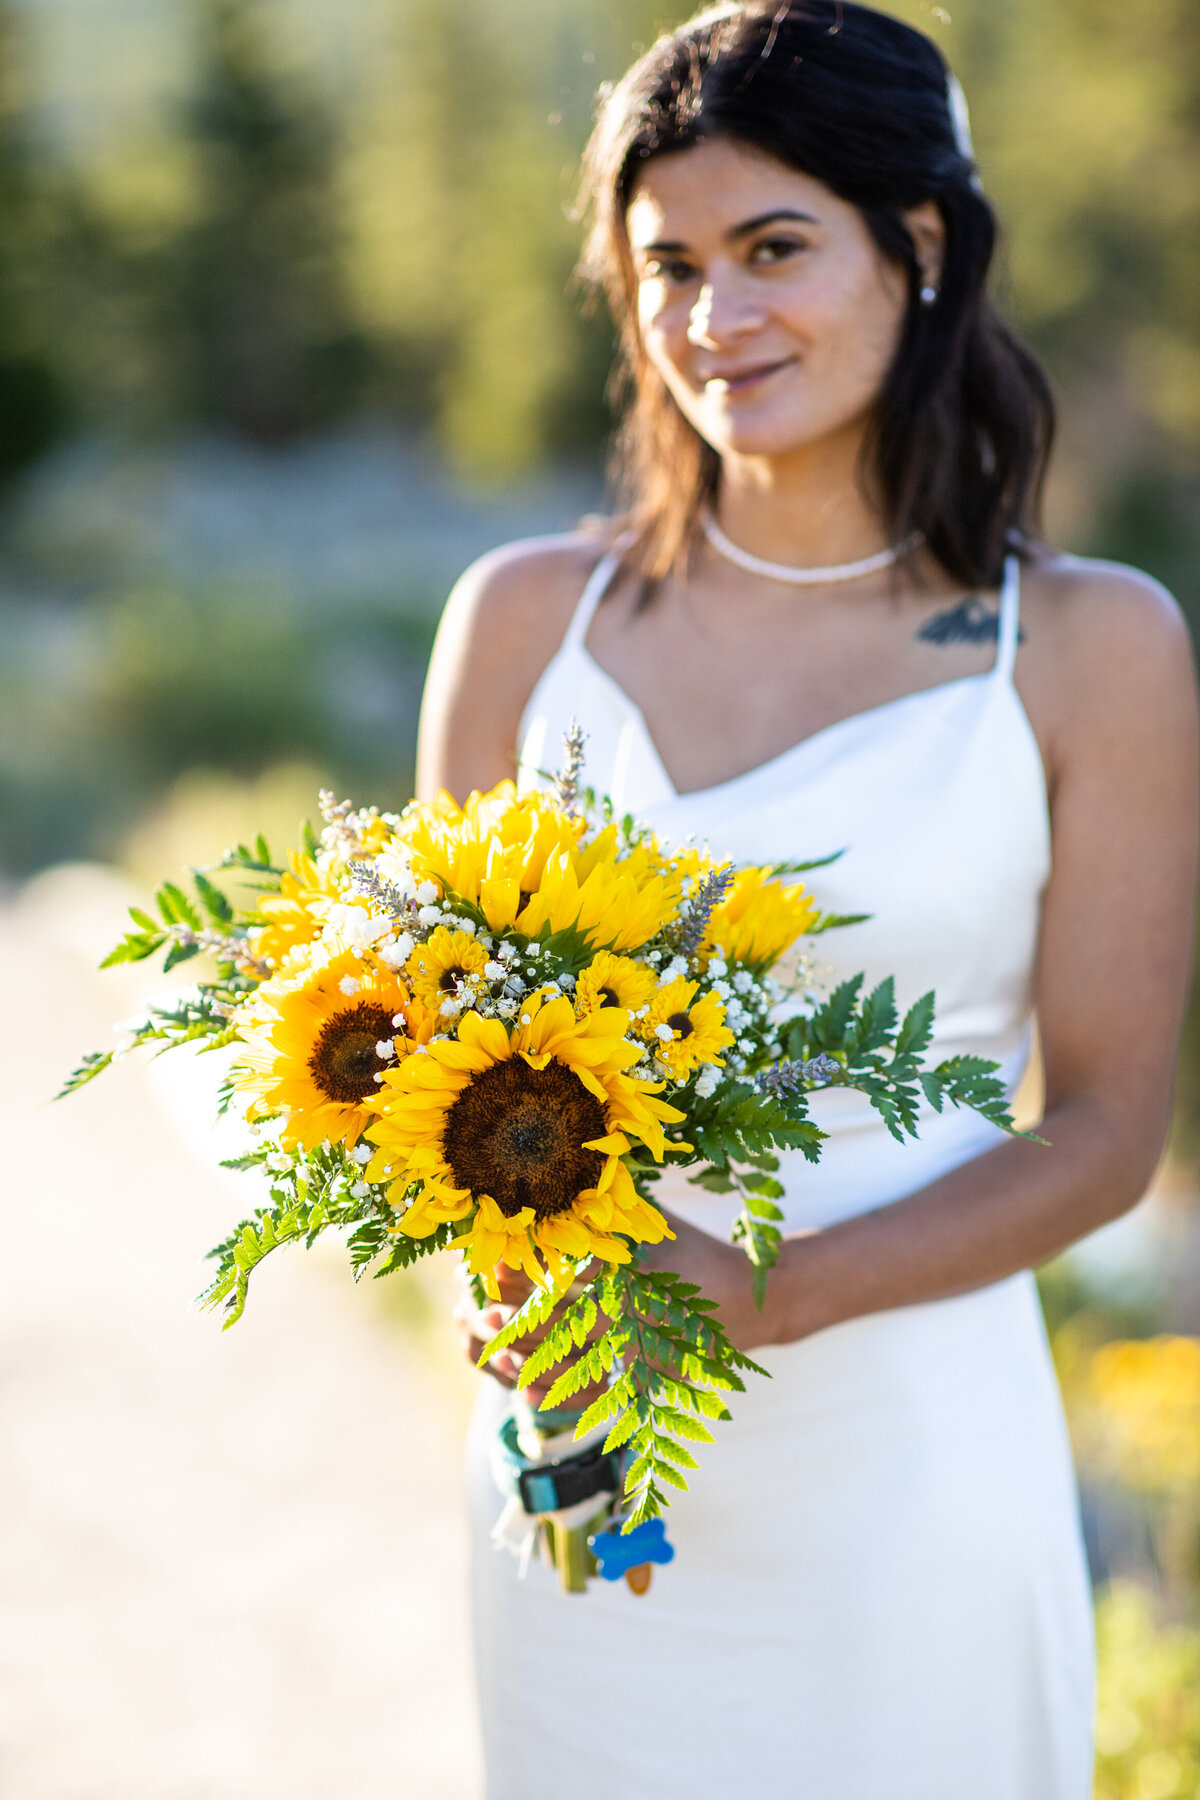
[641, 257, 698, 285]
[748, 236, 806, 266]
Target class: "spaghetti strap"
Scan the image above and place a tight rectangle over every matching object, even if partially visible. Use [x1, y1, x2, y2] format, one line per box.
[994, 555, 1021, 682]
[561, 548, 624, 652]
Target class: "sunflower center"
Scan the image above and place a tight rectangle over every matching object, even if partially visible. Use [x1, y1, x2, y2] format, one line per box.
[442, 1056, 607, 1220]
[599, 986, 621, 1008]
[439, 966, 468, 992]
[666, 1010, 694, 1039]
[308, 1001, 393, 1105]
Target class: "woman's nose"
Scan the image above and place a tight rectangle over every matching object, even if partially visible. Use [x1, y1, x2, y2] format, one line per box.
[686, 276, 765, 348]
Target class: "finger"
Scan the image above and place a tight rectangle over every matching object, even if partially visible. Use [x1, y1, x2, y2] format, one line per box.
[494, 1268, 536, 1307]
[467, 1335, 520, 1387]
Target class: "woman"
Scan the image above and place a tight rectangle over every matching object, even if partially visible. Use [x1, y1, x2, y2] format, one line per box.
[419, 5, 1198, 1796]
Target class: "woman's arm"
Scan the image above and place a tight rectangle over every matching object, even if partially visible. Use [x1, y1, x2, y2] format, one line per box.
[645, 562, 1200, 1348]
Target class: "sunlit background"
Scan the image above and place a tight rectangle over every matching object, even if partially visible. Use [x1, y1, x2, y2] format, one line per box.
[2, 2, 1199, 1796]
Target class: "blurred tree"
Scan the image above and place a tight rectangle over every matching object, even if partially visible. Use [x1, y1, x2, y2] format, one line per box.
[0, 2, 70, 484]
[174, 0, 370, 440]
[888, 0, 1200, 607]
[340, 0, 682, 480]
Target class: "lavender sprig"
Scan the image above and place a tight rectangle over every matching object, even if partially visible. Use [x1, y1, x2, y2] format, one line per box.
[555, 720, 587, 816]
[756, 1054, 841, 1098]
[677, 864, 735, 958]
[348, 859, 419, 923]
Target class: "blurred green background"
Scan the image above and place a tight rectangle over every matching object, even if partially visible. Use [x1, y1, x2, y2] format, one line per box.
[1, 3, 1198, 1788]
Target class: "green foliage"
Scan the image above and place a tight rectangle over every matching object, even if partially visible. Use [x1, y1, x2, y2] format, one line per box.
[1093, 1583, 1200, 1800]
[730, 1175, 786, 1312]
[779, 979, 1026, 1147]
[55, 983, 239, 1101]
[95, 865, 265, 977]
[480, 1256, 768, 1533]
[686, 1084, 826, 1172]
[0, 581, 435, 877]
[54, 1048, 115, 1099]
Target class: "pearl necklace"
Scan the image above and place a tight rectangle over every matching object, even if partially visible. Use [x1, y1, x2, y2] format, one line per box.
[701, 512, 923, 585]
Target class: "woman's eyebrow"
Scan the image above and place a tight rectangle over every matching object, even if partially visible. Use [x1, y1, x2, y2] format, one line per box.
[633, 207, 821, 255]
[726, 207, 821, 239]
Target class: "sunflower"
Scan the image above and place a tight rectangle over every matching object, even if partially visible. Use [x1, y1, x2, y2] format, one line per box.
[397, 783, 580, 931]
[642, 977, 736, 1078]
[515, 840, 681, 953]
[405, 926, 489, 1015]
[397, 782, 687, 951]
[706, 868, 819, 973]
[365, 995, 683, 1296]
[575, 951, 658, 1021]
[249, 849, 342, 971]
[231, 945, 432, 1150]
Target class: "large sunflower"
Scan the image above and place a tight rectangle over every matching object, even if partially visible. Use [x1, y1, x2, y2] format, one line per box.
[365, 994, 683, 1295]
[642, 977, 736, 1077]
[232, 945, 432, 1150]
[705, 868, 819, 973]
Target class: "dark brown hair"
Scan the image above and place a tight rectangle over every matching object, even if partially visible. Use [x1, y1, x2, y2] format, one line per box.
[578, 1, 1055, 588]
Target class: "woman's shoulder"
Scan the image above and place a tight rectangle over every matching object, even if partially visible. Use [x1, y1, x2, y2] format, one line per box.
[444, 529, 613, 648]
[416, 530, 614, 799]
[1017, 550, 1196, 759]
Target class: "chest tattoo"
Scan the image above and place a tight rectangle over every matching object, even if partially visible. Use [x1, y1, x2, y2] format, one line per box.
[916, 596, 1025, 647]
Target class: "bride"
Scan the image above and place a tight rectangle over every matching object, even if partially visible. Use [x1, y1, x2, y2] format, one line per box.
[418, 5, 1197, 1796]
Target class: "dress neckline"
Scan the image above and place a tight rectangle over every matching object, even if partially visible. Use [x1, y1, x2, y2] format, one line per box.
[573, 644, 997, 803]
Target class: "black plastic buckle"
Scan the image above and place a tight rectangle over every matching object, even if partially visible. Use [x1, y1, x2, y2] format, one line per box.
[517, 1443, 619, 1515]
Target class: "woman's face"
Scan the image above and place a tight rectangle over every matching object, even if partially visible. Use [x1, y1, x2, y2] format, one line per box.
[626, 137, 941, 464]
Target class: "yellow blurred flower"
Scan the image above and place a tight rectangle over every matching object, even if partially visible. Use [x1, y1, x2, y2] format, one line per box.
[231, 945, 432, 1151]
[364, 994, 682, 1296]
[1088, 1336, 1200, 1494]
[642, 976, 736, 1077]
[249, 849, 342, 971]
[705, 867, 818, 972]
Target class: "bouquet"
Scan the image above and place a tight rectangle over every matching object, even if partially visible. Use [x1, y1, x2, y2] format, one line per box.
[62, 728, 1019, 1593]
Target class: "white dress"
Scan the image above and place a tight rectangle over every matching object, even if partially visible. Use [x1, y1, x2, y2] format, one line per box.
[467, 552, 1095, 1799]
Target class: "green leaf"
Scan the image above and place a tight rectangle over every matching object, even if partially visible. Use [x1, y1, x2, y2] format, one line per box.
[807, 909, 872, 936]
[162, 940, 201, 973]
[159, 881, 202, 930]
[895, 990, 936, 1059]
[855, 977, 897, 1053]
[759, 850, 846, 877]
[688, 1166, 736, 1192]
[191, 868, 234, 925]
[54, 1048, 115, 1099]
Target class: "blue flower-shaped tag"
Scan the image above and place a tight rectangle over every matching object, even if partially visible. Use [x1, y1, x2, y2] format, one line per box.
[589, 1516, 675, 1581]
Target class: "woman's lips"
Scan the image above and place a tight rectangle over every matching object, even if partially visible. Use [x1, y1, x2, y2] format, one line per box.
[703, 357, 795, 394]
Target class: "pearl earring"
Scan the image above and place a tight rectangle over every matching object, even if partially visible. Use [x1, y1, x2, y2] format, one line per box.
[919, 283, 939, 307]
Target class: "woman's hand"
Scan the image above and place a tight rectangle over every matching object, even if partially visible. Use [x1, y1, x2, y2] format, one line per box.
[637, 1209, 801, 1351]
[452, 1262, 611, 1408]
[452, 1261, 523, 1389]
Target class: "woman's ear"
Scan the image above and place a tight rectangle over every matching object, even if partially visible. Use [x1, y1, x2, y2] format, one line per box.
[905, 200, 946, 294]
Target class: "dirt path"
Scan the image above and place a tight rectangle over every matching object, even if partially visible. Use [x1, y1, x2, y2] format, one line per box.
[0, 868, 483, 1800]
